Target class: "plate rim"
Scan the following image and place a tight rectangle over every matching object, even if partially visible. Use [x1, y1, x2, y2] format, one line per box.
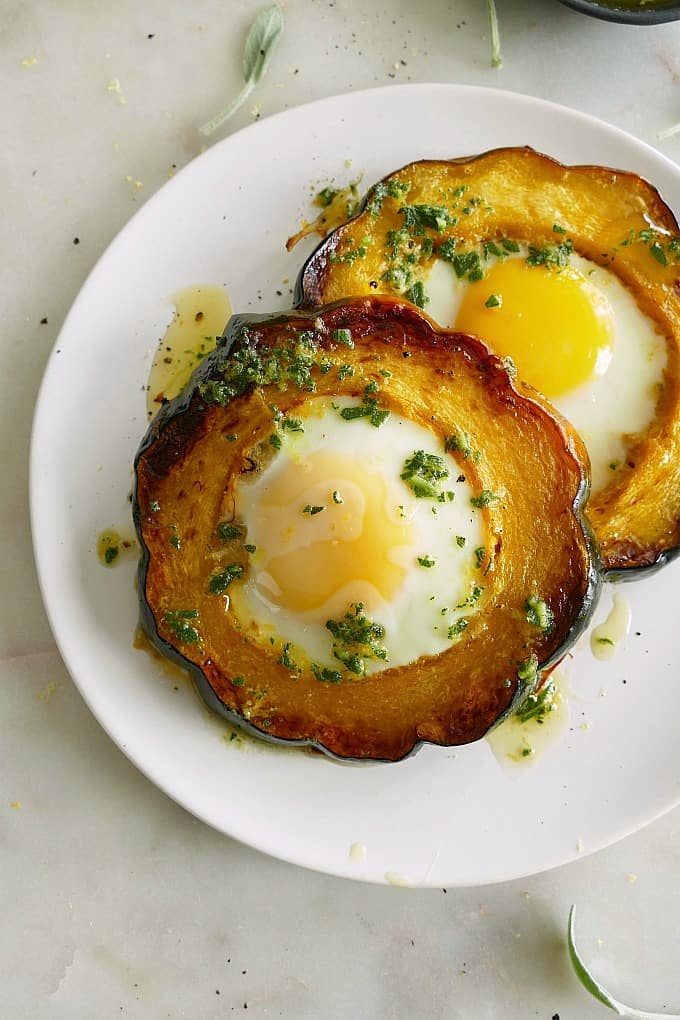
[29, 81, 680, 886]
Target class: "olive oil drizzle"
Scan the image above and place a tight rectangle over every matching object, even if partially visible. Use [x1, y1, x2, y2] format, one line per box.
[146, 284, 232, 419]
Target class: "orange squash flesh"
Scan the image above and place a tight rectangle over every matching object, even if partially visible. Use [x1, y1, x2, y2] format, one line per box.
[296, 147, 680, 576]
[134, 297, 599, 761]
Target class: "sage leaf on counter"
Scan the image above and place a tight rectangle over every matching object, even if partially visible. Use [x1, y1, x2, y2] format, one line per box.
[568, 905, 680, 1020]
[200, 4, 284, 137]
[487, 0, 502, 68]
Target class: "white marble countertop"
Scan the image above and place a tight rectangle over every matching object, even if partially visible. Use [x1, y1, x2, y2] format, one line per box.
[4, 1, 680, 1016]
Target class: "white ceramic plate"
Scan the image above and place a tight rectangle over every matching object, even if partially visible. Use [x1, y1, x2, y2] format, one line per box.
[31, 84, 680, 886]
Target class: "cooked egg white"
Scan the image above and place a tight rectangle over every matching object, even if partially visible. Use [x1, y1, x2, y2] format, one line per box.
[229, 397, 487, 674]
[426, 250, 667, 494]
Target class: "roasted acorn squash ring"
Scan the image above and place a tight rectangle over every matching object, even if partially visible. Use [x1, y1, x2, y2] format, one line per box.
[296, 147, 680, 577]
[133, 297, 600, 762]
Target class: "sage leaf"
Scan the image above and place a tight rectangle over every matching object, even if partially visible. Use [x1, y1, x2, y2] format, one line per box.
[568, 905, 680, 1020]
[487, 0, 502, 69]
[200, 4, 284, 137]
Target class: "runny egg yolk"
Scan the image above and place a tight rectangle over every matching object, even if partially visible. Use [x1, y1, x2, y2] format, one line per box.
[454, 258, 613, 399]
[242, 450, 412, 614]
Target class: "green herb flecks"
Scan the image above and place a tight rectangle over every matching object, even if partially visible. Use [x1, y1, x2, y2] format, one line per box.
[456, 585, 484, 610]
[104, 545, 119, 564]
[405, 280, 429, 308]
[455, 535, 467, 548]
[365, 178, 411, 216]
[199, 328, 319, 407]
[279, 642, 300, 672]
[399, 203, 454, 233]
[316, 186, 339, 207]
[163, 609, 199, 645]
[445, 430, 474, 459]
[471, 489, 500, 509]
[525, 595, 555, 633]
[401, 450, 450, 499]
[526, 238, 574, 268]
[333, 327, 354, 348]
[326, 602, 388, 676]
[515, 680, 557, 725]
[517, 654, 539, 685]
[208, 563, 244, 595]
[339, 395, 390, 428]
[474, 546, 486, 569]
[447, 618, 469, 642]
[619, 227, 680, 268]
[199, 4, 284, 136]
[485, 293, 502, 308]
[417, 555, 437, 568]
[217, 522, 245, 541]
[303, 504, 325, 516]
[311, 664, 343, 684]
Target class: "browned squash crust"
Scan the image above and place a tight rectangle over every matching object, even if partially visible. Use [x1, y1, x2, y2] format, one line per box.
[296, 147, 680, 576]
[134, 297, 599, 761]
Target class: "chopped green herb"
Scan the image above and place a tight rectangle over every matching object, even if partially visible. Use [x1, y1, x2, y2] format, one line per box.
[471, 489, 499, 509]
[217, 522, 244, 541]
[445, 431, 473, 459]
[333, 327, 354, 347]
[232, 675, 245, 687]
[501, 238, 520, 253]
[515, 680, 557, 724]
[596, 637, 615, 646]
[650, 241, 667, 266]
[316, 186, 339, 207]
[405, 280, 428, 308]
[339, 395, 389, 427]
[526, 239, 573, 268]
[401, 449, 449, 499]
[244, 544, 256, 554]
[337, 364, 354, 381]
[278, 643, 299, 671]
[225, 433, 237, 442]
[332, 490, 343, 504]
[281, 416, 304, 432]
[525, 595, 554, 633]
[149, 500, 161, 513]
[269, 432, 282, 450]
[104, 545, 119, 564]
[208, 563, 244, 595]
[326, 602, 388, 675]
[517, 654, 539, 684]
[451, 250, 484, 282]
[474, 546, 486, 569]
[455, 535, 467, 548]
[399, 203, 453, 233]
[311, 663, 343, 683]
[456, 585, 484, 610]
[417, 555, 437, 568]
[163, 609, 199, 645]
[448, 618, 469, 641]
[364, 379, 379, 395]
[485, 293, 502, 308]
[552, 223, 567, 234]
[169, 534, 181, 550]
[365, 178, 411, 216]
[303, 504, 325, 516]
